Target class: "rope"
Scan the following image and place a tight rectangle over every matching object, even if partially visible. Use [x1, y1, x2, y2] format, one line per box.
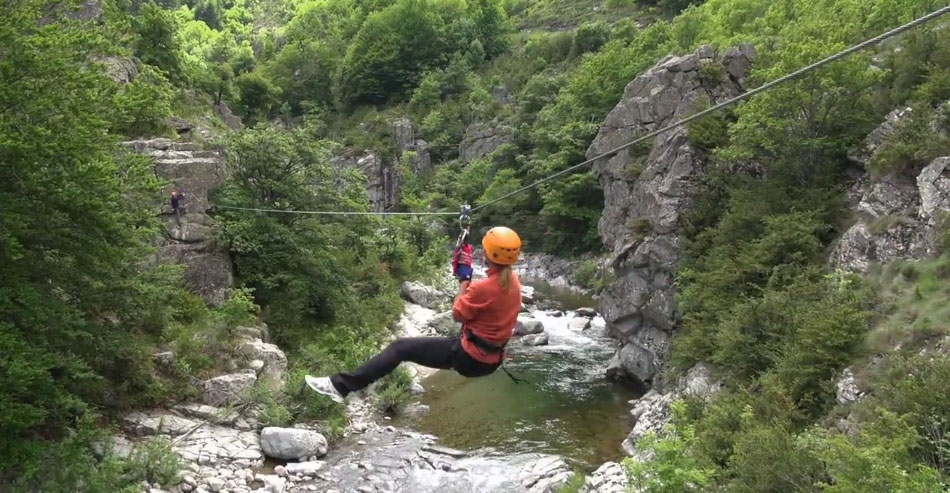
[470, 4, 950, 213]
[212, 204, 456, 216]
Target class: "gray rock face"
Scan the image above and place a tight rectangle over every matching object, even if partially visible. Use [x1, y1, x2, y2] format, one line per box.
[848, 107, 914, 165]
[203, 372, 257, 406]
[95, 56, 137, 84]
[213, 103, 244, 130]
[391, 117, 433, 175]
[428, 311, 462, 336]
[239, 339, 287, 383]
[331, 151, 399, 212]
[836, 368, 864, 405]
[588, 46, 754, 387]
[830, 157, 950, 272]
[259, 427, 328, 460]
[491, 85, 512, 106]
[123, 411, 200, 437]
[918, 157, 950, 221]
[459, 122, 512, 163]
[581, 462, 627, 493]
[621, 363, 721, 456]
[125, 138, 234, 305]
[400, 281, 450, 310]
[521, 333, 549, 346]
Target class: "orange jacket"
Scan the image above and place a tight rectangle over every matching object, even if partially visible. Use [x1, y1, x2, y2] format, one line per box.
[452, 266, 522, 364]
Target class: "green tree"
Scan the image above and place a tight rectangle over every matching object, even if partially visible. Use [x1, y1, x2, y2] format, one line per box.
[0, 1, 182, 484]
[133, 2, 184, 79]
[337, 0, 448, 105]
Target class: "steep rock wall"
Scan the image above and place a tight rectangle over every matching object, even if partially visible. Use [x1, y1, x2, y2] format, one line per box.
[588, 45, 755, 388]
[125, 138, 234, 304]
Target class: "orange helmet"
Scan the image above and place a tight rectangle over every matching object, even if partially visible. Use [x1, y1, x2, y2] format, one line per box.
[482, 226, 521, 265]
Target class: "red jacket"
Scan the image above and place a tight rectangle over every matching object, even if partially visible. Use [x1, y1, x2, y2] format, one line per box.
[452, 266, 522, 364]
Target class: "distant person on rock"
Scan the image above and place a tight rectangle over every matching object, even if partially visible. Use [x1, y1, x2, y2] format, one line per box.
[170, 189, 185, 224]
[305, 226, 524, 403]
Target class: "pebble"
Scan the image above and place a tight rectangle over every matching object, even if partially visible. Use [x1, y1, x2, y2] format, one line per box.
[357, 487, 374, 493]
[274, 465, 287, 477]
[307, 486, 317, 492]
[181, 485, 194, 493]
[182, 475, 198, 487]
[385, 426, 395, 432]
[357, 440, 367, 445]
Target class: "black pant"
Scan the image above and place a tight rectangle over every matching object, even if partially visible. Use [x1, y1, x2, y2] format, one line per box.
[330, 337, 500, 396]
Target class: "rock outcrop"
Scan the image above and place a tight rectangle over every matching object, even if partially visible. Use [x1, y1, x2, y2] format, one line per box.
[391, 117, 433, 175]
[620, 363, 721, 456]
[400, 281, 450, 311]
[331, 151, 399, 212]
[581, 462, 628, 493]
[830, 102, 950, 272]
[126, 138, 234, 305]
[459, 122, 511, 164]
[588, 45, 755, 387]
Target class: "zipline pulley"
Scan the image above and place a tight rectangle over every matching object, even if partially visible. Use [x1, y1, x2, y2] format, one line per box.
[456, 204, 472, 248]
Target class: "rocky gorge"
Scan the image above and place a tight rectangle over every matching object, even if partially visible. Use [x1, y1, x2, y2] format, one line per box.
[118, 40, 950, 493]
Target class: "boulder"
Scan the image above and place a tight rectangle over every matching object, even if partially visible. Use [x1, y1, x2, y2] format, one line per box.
[428, 311, 462, 336]
[520, 285, 536, 304]
[153, 351, 175, 367]
[575, 307, 597, 317]
[515, 316, 545, 335]
[284, 461, 325, 476]
[235, 325, 269, 342]
[238, 339, 287, 381]
[522, 333, 549, 346]
[517, 456, 573, 493]
[400, 281, 449, 310]
[202, 372, 257, 406]
[213, 103, 244, 130]
[568, 317, 591, 332]
[589, 46, 753, 390]
[581, 462, 627, 493]
[259, 428, 328, 460]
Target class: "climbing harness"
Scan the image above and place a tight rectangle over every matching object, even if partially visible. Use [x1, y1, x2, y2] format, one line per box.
[463, 327, 531, 384]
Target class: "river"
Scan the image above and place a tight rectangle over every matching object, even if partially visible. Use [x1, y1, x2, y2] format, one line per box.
[394, 278, 640, 471]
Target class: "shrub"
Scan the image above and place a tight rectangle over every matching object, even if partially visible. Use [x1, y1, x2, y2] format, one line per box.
[374, 367, 413, 412]
[626, 401, 713, 493]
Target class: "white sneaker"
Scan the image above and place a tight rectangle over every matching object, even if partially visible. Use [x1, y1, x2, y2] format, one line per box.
[305, 375, 344, 404]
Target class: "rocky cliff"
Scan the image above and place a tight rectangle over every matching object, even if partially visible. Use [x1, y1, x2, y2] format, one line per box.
[125, 138, 234, 304]
[830, 107, 950, 272]
[588, 45, 755, 388]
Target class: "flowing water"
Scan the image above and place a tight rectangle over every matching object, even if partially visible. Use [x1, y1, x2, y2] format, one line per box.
[394, 279, 640, 471]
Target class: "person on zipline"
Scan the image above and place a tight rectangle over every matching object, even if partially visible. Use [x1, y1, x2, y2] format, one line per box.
[305, 226, 523, 403]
